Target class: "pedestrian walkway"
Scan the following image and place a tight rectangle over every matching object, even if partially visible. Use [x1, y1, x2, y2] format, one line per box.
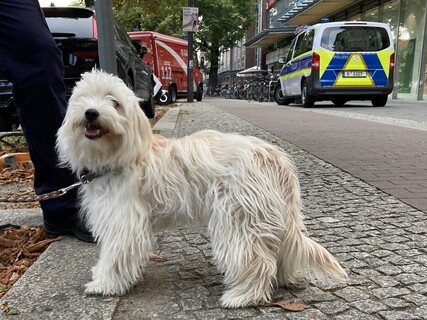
[1, 102, 426, 319]
[210, 98, 427, 214]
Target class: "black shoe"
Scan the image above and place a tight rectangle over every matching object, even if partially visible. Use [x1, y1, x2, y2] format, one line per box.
[44, 217, 95, 243]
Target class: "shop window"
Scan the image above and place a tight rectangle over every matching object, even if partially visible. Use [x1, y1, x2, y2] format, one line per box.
[395, 0, 426, 99]
[364, 5, 379, 22]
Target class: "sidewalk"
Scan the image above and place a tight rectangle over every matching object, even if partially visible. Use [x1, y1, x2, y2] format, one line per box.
[1, 102, 426, 319]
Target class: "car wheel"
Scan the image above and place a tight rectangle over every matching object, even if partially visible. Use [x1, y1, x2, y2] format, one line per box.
[196, 85, 203, 101]
[125, 74, 134, 90]
[143, 97, 155, 118]
[274, 84, 291, 105]
[331, 98, 347, 106]
[371, 96, 388, 107]
[301, 80, 315, 108]
[169, 87, 177, 103]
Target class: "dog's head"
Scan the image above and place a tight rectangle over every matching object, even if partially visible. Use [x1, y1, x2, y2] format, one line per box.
[56, 69, 153, 175]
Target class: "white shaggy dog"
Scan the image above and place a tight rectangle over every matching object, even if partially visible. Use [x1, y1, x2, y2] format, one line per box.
[56, 70, 347, 308]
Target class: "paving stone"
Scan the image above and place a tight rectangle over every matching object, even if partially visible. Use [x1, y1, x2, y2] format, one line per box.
[378, 310, 422, 320]
[382, 297, 413, 308]
[350, 299, 388, 313]
[314, 300, 350, 315]
[334, 287, 371, 302]
[402, 293, 427, 306]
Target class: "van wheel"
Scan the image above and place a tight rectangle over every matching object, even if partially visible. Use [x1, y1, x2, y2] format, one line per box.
[169, 87, 177, 103]
[196, 85, 203, 101]
[301, 80, 315, 108]
[331, 99, 347, 106]
[274, 84, 291, 105]
[371, 96, 388, 107]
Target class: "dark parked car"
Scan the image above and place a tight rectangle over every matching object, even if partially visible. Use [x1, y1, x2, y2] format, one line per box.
[0, 77, 17, 131]
[0, 6, 155, 132]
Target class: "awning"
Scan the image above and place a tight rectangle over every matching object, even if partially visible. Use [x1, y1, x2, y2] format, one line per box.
[279, 0, 358, 25]
[244, 27, 295, 48]
[217, 69, 243, 79]
[237, 66, 269, 77]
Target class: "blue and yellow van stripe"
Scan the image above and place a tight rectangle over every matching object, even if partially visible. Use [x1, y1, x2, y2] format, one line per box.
[318, 49, 393, 88]
[279, 52, 312, 81]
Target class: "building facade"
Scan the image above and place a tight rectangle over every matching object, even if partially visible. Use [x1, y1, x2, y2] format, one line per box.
[221, 0, 427, 101]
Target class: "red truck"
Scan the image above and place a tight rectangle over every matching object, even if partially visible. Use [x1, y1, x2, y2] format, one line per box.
[128, 31, 204, 104]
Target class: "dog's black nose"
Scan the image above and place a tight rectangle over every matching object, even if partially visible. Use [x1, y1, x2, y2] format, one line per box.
[85, 109, 99, 121]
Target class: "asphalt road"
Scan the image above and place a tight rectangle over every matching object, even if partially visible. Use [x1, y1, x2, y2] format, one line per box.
[205, 97, 427, 214]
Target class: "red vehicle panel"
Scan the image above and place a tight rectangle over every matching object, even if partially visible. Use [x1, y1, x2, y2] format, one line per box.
[128, 31, 204, 103]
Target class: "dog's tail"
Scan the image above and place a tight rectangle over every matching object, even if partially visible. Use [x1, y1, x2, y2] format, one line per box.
[277, 158, 347, 286]
[278, 229, 348, 285]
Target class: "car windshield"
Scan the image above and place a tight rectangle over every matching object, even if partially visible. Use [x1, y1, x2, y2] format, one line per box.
[43, 8, 94, 38]
[320, 26, 390, 52]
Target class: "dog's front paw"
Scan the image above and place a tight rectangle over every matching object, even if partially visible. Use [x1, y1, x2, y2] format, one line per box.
[220, 291, 260, 309]
[85, 279, 126, 296]
[85, 279, 109, 295]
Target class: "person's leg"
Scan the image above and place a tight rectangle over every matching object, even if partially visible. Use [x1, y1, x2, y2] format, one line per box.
[0, 0, 93, 242]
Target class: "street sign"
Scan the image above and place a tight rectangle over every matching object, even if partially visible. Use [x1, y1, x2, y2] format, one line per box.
[182, 7, 199, 32]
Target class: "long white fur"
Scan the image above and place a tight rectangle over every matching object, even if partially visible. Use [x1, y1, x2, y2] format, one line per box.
[56, 70, 347, 308]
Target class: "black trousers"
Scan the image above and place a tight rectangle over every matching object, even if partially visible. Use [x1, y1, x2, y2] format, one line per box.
[0, 0, 79, 223]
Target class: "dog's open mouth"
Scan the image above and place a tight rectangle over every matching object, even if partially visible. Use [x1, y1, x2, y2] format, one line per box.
[85, 123, 109, 140]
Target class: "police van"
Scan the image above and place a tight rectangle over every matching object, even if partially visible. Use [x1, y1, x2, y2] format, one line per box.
[275, 20, 394, 107]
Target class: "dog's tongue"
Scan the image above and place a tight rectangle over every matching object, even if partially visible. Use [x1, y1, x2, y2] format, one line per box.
[85, 123, 103, 139]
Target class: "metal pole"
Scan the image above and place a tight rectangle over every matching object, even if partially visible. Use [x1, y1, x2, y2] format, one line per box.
[94, 0, 117, 75]
[187, 0, 194, 102]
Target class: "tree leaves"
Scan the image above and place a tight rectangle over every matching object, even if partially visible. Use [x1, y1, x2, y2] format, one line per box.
[111, 0, 258, 91]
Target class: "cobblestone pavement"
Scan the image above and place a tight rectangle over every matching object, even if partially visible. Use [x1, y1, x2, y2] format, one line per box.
[113, 103, 427, 320]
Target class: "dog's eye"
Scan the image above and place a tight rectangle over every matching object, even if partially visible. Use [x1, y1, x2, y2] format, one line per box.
[112, 100, 120, 109]
[106, 95, 120, 109]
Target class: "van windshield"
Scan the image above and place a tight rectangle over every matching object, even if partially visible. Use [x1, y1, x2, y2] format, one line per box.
[320, 26, 390, 52]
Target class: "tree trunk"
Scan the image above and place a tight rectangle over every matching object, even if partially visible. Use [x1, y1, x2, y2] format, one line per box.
[208, 46, 220, 96]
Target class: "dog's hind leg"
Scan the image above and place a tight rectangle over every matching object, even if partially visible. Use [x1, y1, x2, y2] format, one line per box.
[209, 206, 279, 308]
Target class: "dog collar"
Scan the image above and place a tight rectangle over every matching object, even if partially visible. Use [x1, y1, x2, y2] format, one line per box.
[79, 169, 103, 183]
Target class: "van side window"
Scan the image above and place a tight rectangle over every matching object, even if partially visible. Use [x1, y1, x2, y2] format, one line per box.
[293, 29, 315, 57]
[285, 42, 295, 62]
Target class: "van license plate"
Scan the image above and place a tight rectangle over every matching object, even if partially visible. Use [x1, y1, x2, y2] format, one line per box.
[343, 71, 367, 78]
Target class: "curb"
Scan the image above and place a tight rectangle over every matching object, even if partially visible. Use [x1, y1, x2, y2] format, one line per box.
[152, 106, 180, 138]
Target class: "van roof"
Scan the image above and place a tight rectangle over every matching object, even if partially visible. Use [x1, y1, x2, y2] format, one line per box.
[310, 20, 391, 30]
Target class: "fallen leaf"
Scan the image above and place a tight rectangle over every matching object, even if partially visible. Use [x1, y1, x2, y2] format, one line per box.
[2, 302, 9, 313]
[267, 300, 307, 312]
[148, 252, 167, 262]
[6, 307, 21, 315]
